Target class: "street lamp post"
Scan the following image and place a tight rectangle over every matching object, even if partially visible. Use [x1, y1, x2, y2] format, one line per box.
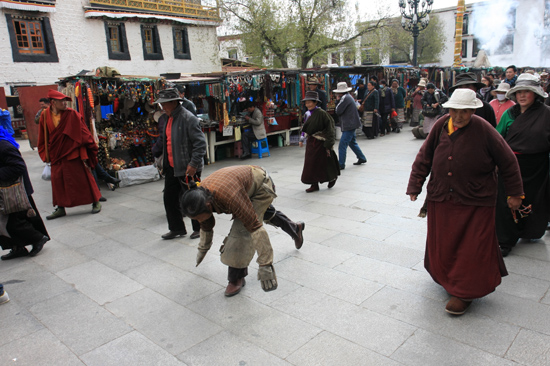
[399, 0, 433, 66]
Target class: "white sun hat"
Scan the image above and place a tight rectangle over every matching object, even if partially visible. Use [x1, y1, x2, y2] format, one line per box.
[442, 89, 483, 109]
[332, 82, 352, 93]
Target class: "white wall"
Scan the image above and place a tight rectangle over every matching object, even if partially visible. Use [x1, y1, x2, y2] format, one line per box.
[0, 0, 221, 92]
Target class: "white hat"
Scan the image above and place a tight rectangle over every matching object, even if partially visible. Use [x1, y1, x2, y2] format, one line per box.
[491, 82, 511, 96]
[417, 80, 427, 87]
[506, 73, 548, 100]
[442, 89, 483, 109]
[333, 82, 352, 93]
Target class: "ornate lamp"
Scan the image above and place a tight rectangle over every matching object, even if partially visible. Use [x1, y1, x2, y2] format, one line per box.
[399, 0, 434, 66]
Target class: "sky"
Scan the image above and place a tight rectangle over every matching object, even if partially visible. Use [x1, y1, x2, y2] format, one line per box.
[358, 0, 486, 18]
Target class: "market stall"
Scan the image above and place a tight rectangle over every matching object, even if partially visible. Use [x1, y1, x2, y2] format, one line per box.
[58, 70, 165, 181]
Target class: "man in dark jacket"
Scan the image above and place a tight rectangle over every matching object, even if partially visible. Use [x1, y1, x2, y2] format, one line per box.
[333, 82, 366, 170]
[378, 80, 396, 136]
[450, 72, 497, 127]
[176, 85, 198, 116]
[155, 88, 207, 240]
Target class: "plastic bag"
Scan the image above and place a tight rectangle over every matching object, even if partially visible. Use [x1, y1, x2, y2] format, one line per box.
[41, 164, 51, 181]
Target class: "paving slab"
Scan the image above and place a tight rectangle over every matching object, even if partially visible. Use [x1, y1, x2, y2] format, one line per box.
[2, 126, 549, 365]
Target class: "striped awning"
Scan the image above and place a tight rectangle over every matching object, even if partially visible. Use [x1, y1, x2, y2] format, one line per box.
[84, 9, 220, 26]
[0, 0, 56, 12]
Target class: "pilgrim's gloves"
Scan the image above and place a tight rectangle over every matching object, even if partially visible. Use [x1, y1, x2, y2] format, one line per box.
[257, 264, 278, 292]
[249, 226, 274, 266]
[196, 230, 213, 267]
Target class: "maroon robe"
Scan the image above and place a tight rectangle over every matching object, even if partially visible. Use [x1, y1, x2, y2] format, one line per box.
[38, 107, 100, 207]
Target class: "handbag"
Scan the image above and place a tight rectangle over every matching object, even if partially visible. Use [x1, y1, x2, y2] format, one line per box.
[42, 164, 51, 181]
[422, 105, 438, 117]
[0, 176, 36, 217]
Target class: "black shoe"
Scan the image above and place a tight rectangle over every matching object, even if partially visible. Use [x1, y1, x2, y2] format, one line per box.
[294, 222, 305, 249]
[396, 128, 401, 133]
[190, 231, 200, 239]
[328, 178, 337, 188]
[500, 247, 512, 257]
[353, 158, 367, 165]
[240, 154, 251, 160]
[99, 196, 107, 202]
[339, 165, 345, 170]
[1, 247, 29, 260]
[161, 230, 187, 240]
[29, 236, 49, 257]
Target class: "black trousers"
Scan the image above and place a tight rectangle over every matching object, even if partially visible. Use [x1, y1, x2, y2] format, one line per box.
[227, 204, 300, 282]
[163, 165, 200, 233]
[380, 113, 391, 135]
[241, 129, 257, 156]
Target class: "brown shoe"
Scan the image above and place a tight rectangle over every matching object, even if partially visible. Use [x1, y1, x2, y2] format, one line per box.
[305, 183, 319, 193]
[294, 222, 305, 249]
[445, 296, 472, 315]
[190, 231, 200, 239]
[224, 278, 246, 297]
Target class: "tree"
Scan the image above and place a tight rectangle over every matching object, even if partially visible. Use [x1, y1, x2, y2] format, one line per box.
[364, 15, 446, 65]
[218, 0, 386, 69]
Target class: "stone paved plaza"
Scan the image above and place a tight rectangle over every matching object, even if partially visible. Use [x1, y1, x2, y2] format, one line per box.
[1, 125, 550, 366]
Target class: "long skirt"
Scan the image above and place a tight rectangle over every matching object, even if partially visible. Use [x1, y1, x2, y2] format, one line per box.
[51, 158, 101, 207]
[301, 137, 340, 184]
[411, 108, 421, 126]
[496, 152, 550, 247]
[425, 199, 507, 299]
[422, 116, 439, 134]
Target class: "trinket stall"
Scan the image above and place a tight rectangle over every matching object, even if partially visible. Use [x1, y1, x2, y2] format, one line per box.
[58, 71, 165, 177]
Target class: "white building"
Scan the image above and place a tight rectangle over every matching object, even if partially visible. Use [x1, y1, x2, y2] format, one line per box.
[357, 0, 549, 68]
[0, 0, 222, 91]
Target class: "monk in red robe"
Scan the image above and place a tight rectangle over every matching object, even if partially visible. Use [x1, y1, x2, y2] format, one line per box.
[38, 89, 101, 219]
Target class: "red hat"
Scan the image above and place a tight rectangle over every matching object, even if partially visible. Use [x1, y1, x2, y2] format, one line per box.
[47, 89, 72, 101]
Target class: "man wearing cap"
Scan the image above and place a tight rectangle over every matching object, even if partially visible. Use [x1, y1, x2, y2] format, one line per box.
[495, 73, 550, 257]
[408, 88, 523, 315]
[38, 90, 102, 219]
[489, 83, 515, 125]
[156, 88, 207, 240]
[306, 77, 327, 111]
[450, 72, 497, 127]
[334, 82, 367, 169]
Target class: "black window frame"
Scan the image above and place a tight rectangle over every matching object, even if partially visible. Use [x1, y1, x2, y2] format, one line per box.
[5, 14, 58, 63]
[173, 26, 191, 60]
[104, 21, 131, 60]
[141, 24, 163, 60]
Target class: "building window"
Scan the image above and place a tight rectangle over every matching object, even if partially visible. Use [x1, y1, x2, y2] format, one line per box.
[461, 40, 468, 58]
[495, 34, 513, 55]
[331, 52, 339, 65]
[228, 48, 238, 59]
[173, 27, 191, 59]
[472, 38, 480, 58]
[361, 48, 374, 65]
[141, 24, 163, 60]
[462, 14, 469, 35]
[5, 14, 58, 62]
[104, 22, 130, 60]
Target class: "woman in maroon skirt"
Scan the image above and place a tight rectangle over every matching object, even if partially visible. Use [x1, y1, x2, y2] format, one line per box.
[299, 91, 340, 192]
[407, 89, 524, 315]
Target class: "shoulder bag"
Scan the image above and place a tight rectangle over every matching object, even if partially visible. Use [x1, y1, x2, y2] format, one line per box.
[0, 176, 35, 217]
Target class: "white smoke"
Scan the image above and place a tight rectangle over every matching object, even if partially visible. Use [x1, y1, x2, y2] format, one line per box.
[471, 0, 547, 67]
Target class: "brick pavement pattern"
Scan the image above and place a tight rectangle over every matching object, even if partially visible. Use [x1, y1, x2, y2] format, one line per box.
[1, 126, 550, 365]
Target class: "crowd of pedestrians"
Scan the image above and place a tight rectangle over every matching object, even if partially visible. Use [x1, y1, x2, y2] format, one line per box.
[2, 68, 550, 318]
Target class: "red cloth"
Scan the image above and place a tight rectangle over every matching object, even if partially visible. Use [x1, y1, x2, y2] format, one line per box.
[425, 200, 507, 299]
[38, 107, 100, 207]
[166, 116, 174, 167]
